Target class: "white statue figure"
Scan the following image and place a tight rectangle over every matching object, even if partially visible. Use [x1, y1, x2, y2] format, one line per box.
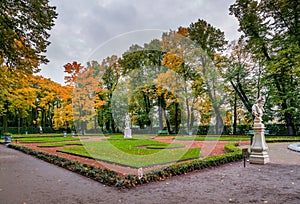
[125, 114, 131, 128]
[250, 96, 270, 164]
[124, 114, 132, 138]
[252, 96, 265, 123]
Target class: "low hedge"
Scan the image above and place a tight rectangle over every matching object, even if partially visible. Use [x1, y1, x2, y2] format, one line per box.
[9, 143, 243, 189]
[224, 143, 241, 153]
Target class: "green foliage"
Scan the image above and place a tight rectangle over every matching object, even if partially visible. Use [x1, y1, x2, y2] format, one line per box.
[3, 132, 12, 137]
[188, 19, 228, 58]
[0, 0, 58, 72]
[265, 136, 300, 143]
[224, 143, 241, 153]
[229, 0, 300, 135]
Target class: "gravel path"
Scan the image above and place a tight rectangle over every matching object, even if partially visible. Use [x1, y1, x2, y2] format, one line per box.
[0, 143, 299, 204]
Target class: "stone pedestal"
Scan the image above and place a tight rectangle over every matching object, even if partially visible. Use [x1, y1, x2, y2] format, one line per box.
[124, 128, 132, 139]
[249, 122, 270, 164]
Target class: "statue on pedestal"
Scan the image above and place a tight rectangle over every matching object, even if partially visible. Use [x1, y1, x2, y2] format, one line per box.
[252, 96, 265, 123]
[124, 113, 132, 138]
[125, 114, 131, 128]
[249, 96, 270, 164]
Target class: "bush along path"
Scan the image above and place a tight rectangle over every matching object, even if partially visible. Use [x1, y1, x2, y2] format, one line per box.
[8, 143, 243, 189]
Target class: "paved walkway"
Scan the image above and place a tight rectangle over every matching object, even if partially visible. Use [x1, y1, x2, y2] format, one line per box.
[0, 143, 299, 203]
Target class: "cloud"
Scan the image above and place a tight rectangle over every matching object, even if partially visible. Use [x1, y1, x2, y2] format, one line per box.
[40, 0, 240, 84]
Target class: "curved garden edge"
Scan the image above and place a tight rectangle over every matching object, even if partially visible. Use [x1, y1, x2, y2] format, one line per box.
[7, 143, 243, 189]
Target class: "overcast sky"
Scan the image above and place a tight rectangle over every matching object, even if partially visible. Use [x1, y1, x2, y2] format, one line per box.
[40, 0, 240, 85]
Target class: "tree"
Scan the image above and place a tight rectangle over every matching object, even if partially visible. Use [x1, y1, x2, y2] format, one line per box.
[0, 67, 37, 133]
[224, 39, 264, 124]
[97, 55, 122, 133]
[0, 0, 57, 73]
[119, 40, 168, 131]
[188, 19, 228, 134]
[230, 0, 300, 135]
[161, 28, 207, 134]
[0, 0, 57, 133]
[64, 61, 105, 134]
[52, 85, 74, 131]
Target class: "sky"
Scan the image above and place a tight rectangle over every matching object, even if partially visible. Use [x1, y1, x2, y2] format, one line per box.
[40, 0, 240, 85]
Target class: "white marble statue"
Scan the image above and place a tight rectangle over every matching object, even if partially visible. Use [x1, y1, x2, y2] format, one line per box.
[252, 96, 265, 123]
[125, 114, 131, 128]
[124, 114, 132, 138]
[250, 96, 269, 164]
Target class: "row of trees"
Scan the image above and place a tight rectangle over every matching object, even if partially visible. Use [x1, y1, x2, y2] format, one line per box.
[1, 0, 299, 135]
[0, 0, 58, 133]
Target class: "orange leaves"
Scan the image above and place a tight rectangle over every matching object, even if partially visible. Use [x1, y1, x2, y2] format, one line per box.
[177, 26, 189, 36]
[64, 61, 85, 85]
[162, 52, 184, 70]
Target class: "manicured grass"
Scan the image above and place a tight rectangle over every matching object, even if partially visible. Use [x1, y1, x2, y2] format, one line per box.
[37, 142, 83, 147]
[265, 136, 300, 143]
[174, 136, 250, 141]
[145, 143, 184, 149]
[12, 133, 64, 138]
[174, 135, 300, 143]
[16, 137, 81, 143]
[58, 140, 200, 168]
[105, 134, 154, 141]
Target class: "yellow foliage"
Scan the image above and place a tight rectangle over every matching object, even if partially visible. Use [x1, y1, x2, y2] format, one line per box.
[162, 53, 184, 70]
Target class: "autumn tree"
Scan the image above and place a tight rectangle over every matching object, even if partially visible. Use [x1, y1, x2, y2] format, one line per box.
[64, 61, 105, 134]
[0, 67, 37, 133]
[52, 85, 74, 131]
[0, 0, 57, 133]
[188, 19, 228, 134]
[0, 0, 57, 73]
[161, 28, 208, 134]
[119, 40, 169, 131]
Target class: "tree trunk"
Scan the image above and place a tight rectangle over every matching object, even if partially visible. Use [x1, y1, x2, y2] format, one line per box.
[282, 101, 295, 135]
[174, 103, 179, 134]
[110, 112, 116, 133]
[186, 99, 190, 133]
[17, 109, 21, 134]
[215, 109, 224, 135]
[233, 93, 237, 135]
[189, 107, 195, 134]
[3, 101, 9, 133]
[163, 109, 171, 133]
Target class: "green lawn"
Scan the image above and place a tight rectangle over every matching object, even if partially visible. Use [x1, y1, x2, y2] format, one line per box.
[58, 140, 200, 168]
[105, 134, 154, 141]
[37, 142, 83, 147]
[16, 136, 81, 143]
[174, 135, 300, 142]
[12, 133, 65, 138]
[265, 136, 300, 143]
[174, 135, 250, 141]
